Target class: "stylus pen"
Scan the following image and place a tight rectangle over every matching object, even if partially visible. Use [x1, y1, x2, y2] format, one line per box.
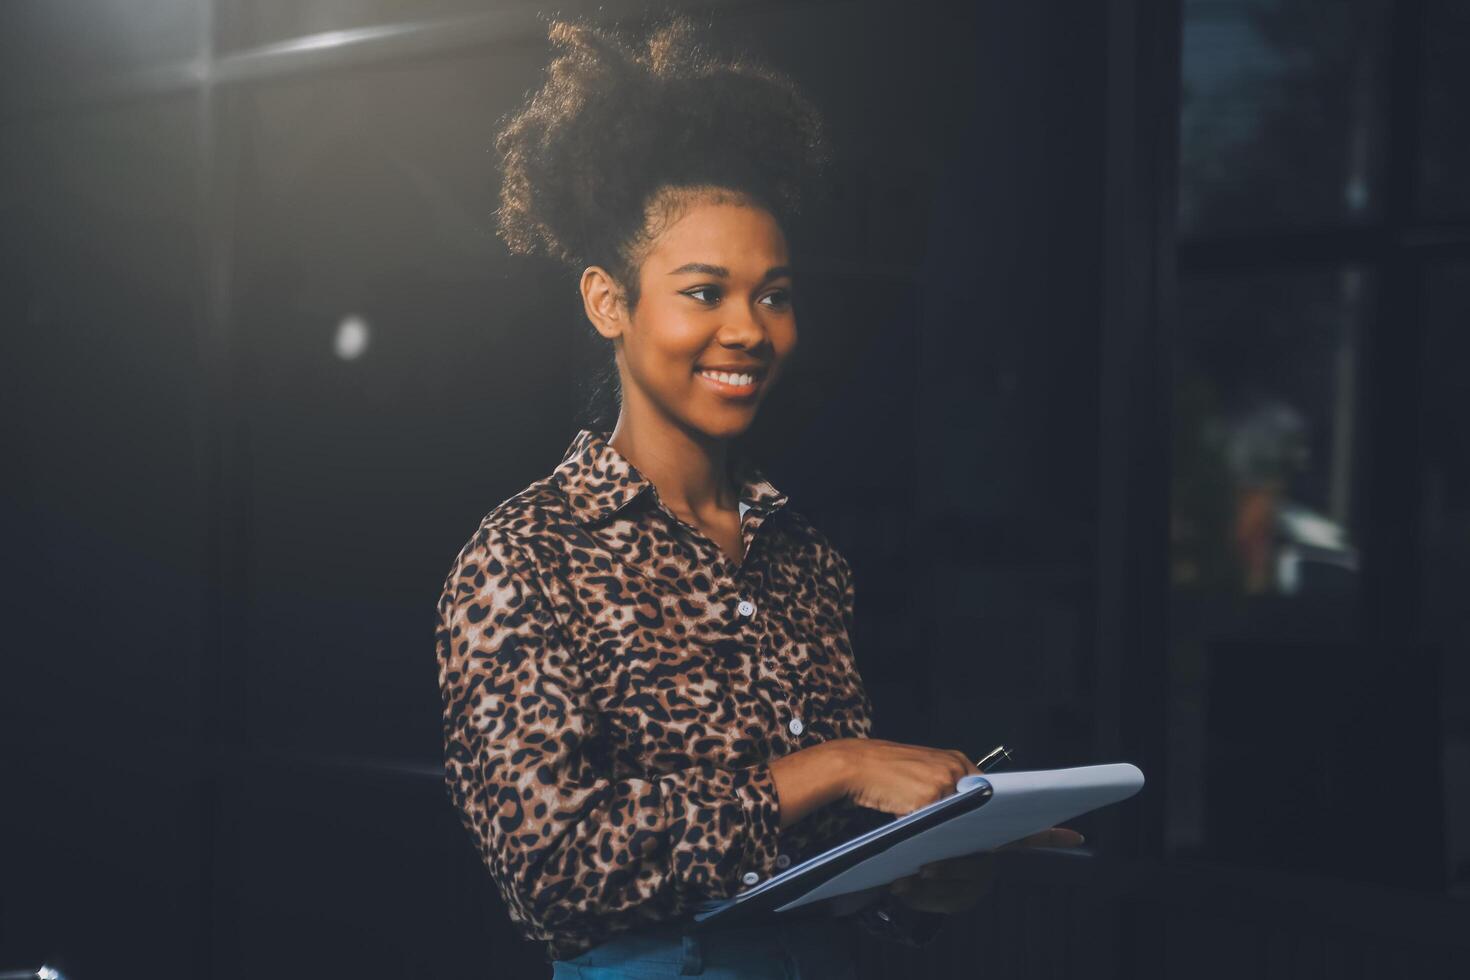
[974, 745, 1013, 773]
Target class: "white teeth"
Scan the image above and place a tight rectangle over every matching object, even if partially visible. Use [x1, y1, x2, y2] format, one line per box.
[700, 370, 755, 387]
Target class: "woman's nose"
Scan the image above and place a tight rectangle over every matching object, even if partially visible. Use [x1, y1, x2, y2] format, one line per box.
[716, 301, 767, 347]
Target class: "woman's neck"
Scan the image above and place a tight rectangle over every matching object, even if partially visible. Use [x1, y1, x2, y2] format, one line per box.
[607, 406, 735, 519]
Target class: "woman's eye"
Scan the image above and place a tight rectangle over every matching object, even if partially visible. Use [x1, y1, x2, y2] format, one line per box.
[682, 286, 791, 308]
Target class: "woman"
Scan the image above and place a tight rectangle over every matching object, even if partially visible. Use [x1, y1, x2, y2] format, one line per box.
[436, 17, 1080, 978]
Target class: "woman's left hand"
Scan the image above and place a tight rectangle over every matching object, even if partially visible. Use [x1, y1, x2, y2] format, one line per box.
[887, 826, 1085, 914]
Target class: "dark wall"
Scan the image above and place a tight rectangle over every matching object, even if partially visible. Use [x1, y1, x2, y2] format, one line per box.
[3, 1, 1468, 979]
[0, 4, 1117, 975]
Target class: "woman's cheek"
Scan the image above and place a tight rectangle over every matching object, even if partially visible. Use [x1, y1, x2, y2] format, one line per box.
[670, 320, 715, 365]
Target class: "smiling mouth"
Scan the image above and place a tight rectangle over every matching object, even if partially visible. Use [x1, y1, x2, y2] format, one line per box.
[696, 368, 764, 397]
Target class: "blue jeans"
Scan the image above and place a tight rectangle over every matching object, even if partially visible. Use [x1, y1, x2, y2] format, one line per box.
[550, 914, 858, 979]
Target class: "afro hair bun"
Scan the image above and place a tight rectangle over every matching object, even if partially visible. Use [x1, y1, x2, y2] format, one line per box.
[493, 15, 830, 297]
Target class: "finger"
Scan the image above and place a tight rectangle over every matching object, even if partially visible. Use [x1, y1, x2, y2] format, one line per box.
[890, 875, 923, 899]
[894, 877, 992, 913]
[948, 749, 979, 775]
[923, 782, 951, 807]
[946, 853, 995, 876]
[1011, 827, 1086, 849]
[921, 854, 991, 878]
[920, 866, 995, 891]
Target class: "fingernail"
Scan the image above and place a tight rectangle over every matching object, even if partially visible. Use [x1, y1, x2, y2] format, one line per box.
[1077, 834, 1086, 844]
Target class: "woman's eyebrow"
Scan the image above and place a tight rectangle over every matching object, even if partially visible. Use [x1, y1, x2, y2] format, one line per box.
[667, 262, 793, 285]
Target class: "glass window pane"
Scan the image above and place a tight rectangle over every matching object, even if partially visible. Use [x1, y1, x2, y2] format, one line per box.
[1178, 0, 1391, 237]
[1167, 266, 1371, 856]
[1422, 262, 1470, 893]
[1419, 0, 1470, 219]
[1172, 267, 1367, 602]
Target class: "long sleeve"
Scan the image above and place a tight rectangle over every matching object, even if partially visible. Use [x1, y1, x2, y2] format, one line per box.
[435, 527, 784, 953]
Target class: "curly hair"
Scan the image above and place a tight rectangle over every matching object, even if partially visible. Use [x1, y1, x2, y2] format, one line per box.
[493, 15, 830, 311]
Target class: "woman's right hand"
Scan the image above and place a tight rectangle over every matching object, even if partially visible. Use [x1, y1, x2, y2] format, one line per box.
[834, 738, 980, 815]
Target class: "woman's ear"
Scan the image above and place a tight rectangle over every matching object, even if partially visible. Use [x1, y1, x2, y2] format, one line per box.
[580, 265, 628, 340]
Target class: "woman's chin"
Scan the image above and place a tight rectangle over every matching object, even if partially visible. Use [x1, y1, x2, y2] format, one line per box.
[684, 408, 759, 442]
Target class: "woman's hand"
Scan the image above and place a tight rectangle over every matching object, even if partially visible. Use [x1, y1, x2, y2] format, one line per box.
[771, 737, 972, 830]
[888, 853, 997, 915]
[888, 827, 1086, 915]
[833, 737, 979, 815]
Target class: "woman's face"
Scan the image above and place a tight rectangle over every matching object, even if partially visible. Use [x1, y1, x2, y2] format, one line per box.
[589, 195, 797, 442]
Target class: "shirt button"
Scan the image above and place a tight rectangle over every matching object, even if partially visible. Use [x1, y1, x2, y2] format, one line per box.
[788, 717, 805, 736]
[775, 853, 792, 870]
[737, 599, 756, 617]
[741, 871, 761, 886]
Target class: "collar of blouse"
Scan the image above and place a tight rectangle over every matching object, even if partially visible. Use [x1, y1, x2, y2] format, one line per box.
[551, 428, 790, 528]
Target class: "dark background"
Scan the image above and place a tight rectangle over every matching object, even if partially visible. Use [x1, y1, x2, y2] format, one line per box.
[2, 0, 1468, 977]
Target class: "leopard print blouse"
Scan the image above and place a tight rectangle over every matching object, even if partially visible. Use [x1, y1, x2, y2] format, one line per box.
[436, 429, 935, 961]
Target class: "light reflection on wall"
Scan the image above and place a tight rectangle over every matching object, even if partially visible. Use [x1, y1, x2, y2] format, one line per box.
[333, 314, 370, 360]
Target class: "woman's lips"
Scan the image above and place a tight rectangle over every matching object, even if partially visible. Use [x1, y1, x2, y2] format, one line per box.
[696, 368, 762, 399]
